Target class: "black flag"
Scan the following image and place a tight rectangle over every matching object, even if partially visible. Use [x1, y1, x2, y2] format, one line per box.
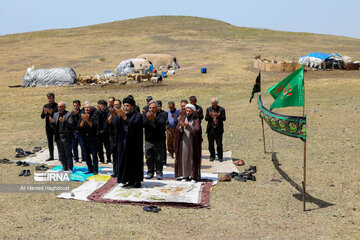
[249, 72, 261, 103]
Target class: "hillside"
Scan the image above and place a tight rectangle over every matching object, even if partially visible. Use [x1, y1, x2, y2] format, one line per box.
[0, 15, 359, 85]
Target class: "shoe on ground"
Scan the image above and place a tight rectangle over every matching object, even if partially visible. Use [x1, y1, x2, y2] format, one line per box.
[234, 175, 247, 182]
[157, 175, 163, 180]
[234, 160, 245, 166]
[219, 175, 231, 182]
[176, 176, 184, 180]
[46, 158, 54, 161]
[218, 158, 223, 162]
[85, 171, 93, 174]
[19, 170, 26, 176]
[0, 158, 13, 164]
[16, 161, 23, 166]
[22, 162, 30, 167]
[210, 158, 215, 162]
[24, 170, 31, 177]
[145, 174, 154, 179]
[134, 182, 141, 188]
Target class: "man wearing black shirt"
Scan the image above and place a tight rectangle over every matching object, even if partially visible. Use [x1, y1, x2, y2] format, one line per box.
[50, 101, 74, 171]
[107, 99, 121, 177]
[189, 96, 204, 124]
[71, 100, 85, 162]
[79, 102, 99, 174]
[41, 93, 58, 161]
[157, 100, 167, 166]
[143, 100, 167, 180]
[97, 100, 111, 164]
[205, 97, 226, 162]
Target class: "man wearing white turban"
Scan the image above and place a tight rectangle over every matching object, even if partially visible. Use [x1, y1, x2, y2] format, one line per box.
[174, 104, 202, 182]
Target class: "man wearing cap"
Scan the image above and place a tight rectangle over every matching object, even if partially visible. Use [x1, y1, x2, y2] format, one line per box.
[205, 97, 226, 162]
[113, 97, 143, 188]
[41, 93, 58, 161]
[143, 100, 167, 180]
[174, 104, 202, 182]
[166, 101, 180, 158]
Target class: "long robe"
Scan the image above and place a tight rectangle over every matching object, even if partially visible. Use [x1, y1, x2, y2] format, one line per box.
[174, 117, 202, 180]
[115, 111, 143, 184]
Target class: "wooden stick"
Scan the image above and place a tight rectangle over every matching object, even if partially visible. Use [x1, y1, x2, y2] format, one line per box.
[302, 103, 306, 211]
[261, 118, 266, 154]
[302, 140, 307, 211]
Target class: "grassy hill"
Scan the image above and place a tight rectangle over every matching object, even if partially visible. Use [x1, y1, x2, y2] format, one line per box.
[0, 16, 359, 239]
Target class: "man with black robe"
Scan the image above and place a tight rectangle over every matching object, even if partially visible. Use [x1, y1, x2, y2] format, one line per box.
[41, 93, 58, 161]
[114, 97, 143, 188]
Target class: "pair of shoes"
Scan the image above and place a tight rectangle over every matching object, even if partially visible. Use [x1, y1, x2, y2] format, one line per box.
[234, 160, 245, 166]
[46, 157, 54, 161]
[146, 174, 154, 179]
[0, 158, 13, 164]
[111, 174, 117, 178]
[218, 158, 223, 162]
[143, 205, 161, 213]
[157, 175, 163, 180]
[35, 164, 49, 171]
[19, 169, 31, 176]
[16, 161, 29, 166]
[210, 157, 215, 162]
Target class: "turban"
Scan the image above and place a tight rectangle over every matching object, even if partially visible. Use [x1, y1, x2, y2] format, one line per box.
[185, 104, 196, 111]
[122, 97, 135, 106]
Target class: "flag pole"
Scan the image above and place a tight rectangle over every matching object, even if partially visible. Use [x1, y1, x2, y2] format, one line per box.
[261, 118, 266, 154]
[302, 69, 306, 212]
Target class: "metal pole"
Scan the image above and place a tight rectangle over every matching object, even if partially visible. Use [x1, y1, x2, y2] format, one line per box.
[261, 118, 266, 154]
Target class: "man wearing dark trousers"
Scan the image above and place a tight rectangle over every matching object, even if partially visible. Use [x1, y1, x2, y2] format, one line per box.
[107, 99, 121, 177]
[71, 100, 85, 162]
[97, 100, 111, 164]
[143, 100, 167, 180]
[205, 97, 226, 162]
[79, 102, 99, 175]
[50, 101, 74, 171]
[41, 93, 58, 161]
[157, 100, 167, 167]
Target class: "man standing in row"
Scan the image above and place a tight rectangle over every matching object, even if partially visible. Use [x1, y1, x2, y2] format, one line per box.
[107, 99, 121, 177]
[97, 100, 112, 164]
[166, 101, 180, 158]
[41, 93, 58, 161]
[143, 100, 167, 180]
[114, 97, 143, 188]
[71, 100, 85, 162]
[175, 104, 202, 182]
[79, 102, 99, 174]
[50, 101, 74, 171]
[205, 97, 226, 162]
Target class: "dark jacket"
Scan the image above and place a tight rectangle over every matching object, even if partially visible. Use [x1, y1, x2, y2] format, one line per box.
[78, 110, 98, 137]
[52, 110, 74, 141]
[41, 102, 58, 130]
[143, 111, 167, 142]
[205, 105, 226, 133]
[97, 109, 109, 135]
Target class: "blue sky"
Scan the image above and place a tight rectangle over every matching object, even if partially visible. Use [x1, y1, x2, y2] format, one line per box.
[0, 0, 359, 38]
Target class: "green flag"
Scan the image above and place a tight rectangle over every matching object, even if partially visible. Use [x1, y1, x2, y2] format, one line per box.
[266, 66, 304, 110]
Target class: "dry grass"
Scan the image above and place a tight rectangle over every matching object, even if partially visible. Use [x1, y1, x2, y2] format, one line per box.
[0, 16, 359, 239]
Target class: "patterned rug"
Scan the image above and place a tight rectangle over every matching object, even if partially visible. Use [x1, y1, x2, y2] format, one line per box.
[87, 177, 213, 208]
